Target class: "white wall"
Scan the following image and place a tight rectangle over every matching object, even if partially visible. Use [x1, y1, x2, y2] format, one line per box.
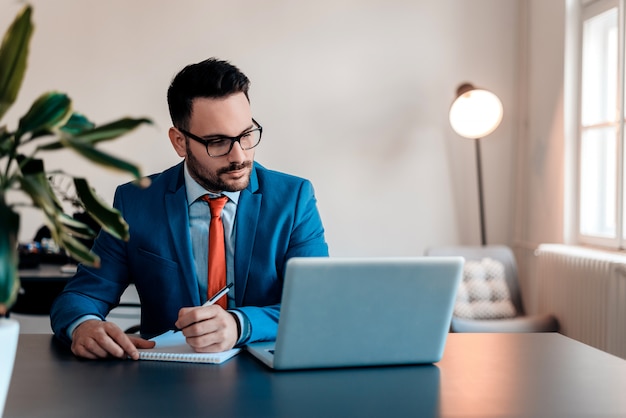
[512, 0, 567, 313]
[515, 0, 566, 249]
[2, 0, 520, 257]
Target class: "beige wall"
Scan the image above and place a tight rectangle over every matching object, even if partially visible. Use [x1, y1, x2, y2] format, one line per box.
[515, 0, 567, 250]
[514, 0, 568, 311]
[3, 0, 521, 257]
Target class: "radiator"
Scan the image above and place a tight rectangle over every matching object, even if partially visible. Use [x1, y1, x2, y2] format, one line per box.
[535, 244, 626, 359]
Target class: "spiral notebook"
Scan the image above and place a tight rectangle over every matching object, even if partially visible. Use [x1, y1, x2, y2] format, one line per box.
[138, 330, 241, 364]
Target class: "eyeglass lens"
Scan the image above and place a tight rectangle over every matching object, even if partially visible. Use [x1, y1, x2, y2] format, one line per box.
[206, 129, 261, 157]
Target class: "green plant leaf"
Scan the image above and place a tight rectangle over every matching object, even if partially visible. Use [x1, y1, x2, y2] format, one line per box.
[59, 137, 144, 180]
[0, 128, 12, 157]
[26, 112, 96, 143]
[43, 212, 99, 267]
[18, 162, 64, 215]
[18, 154, 44, 175]
[0, 4, 33, 120]
[74, 177, 129, 241]
[57, 232, 99, 267]
[1, 5, 150, 278]
[37, 118, 152, 156]
[51, 211, 96, 239]
[61, 112, 95, 135]
[19, 170, 101, 266]
[57, 212, 96, 240]
[69, 117, 152, 145]
[0, 200, 20, 311]
[17, 91, 72, 136]
[39, 117, 151, 150]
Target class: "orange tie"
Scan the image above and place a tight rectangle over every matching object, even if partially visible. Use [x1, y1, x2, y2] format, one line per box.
[202, 195, 228, 309]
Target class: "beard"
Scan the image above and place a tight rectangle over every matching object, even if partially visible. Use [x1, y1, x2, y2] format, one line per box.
[185, 141, 253, 193]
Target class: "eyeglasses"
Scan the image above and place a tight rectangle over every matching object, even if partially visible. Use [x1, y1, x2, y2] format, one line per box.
[179, 119, 263, 157]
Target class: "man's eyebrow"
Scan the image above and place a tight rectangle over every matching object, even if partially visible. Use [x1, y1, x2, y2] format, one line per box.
[201, 123, 255, 139]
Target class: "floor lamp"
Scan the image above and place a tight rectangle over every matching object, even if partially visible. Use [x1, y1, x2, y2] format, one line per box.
[449, 83, 503, 246]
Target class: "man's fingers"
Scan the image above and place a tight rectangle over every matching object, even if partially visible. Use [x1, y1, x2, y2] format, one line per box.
[72, 339, 107, 359]
[108, 329, 141, 359]
[71, 320, 141, 360]
[175, 305, 220, 331]
[186, 332, 231, 353]
[128, 335, 156, 350]
[72, 334, 124, 359]
[181, 309, 238, 352]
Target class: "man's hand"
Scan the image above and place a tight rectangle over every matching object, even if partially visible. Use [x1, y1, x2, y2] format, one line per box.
[71, 319, 155, 360]
[175, 305, 239, 352]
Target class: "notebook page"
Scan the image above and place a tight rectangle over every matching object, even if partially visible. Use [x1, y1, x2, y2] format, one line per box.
[138, 330, 240, 364]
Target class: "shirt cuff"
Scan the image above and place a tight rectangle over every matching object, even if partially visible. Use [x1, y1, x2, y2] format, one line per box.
[67, 314, 102, 340]
[228, 309, 251, 346]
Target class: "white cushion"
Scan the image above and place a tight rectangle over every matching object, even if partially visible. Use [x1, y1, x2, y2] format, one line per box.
[454, 258, 517, 320]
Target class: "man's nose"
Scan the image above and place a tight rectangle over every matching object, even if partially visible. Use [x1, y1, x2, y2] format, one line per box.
[228, 140, 246, 161]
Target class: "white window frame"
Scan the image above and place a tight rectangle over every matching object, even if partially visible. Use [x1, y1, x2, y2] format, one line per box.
[575, 0, 626, 249]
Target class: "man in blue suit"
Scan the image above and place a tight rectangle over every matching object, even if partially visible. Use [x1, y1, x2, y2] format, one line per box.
[50, 58, 329, 360]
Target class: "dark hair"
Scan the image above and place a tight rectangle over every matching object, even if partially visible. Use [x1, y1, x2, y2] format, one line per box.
[167, 58, 251, 129]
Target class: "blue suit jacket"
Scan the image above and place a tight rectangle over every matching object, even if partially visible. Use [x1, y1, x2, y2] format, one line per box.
[50, 161, 329, 345]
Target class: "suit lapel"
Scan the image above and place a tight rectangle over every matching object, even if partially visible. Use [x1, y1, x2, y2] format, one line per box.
[234, 165, 261, 306]
[164, 163, 201, 306]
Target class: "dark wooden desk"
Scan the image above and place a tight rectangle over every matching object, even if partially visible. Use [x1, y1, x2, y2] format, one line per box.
[5, 333, 626, 417]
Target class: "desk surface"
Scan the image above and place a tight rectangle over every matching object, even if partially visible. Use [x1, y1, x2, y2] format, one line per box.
[6, 333, 626, 418]
[18, 264, 75, 280]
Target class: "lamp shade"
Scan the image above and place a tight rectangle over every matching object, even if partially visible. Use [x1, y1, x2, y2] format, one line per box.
[449, 84, 503, 139]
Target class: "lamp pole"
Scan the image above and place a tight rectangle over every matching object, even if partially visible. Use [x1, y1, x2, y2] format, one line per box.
[449, 83, 502, 247]
[474, 138, 486, 246]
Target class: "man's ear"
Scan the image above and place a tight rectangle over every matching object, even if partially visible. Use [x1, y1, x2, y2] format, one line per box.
[169, 127, 187, 158]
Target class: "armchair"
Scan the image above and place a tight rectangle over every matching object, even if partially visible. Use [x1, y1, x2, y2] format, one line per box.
[425, 245, 559, 333]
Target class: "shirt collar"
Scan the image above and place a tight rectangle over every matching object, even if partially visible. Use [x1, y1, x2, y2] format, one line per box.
[183, 162, 240, 205]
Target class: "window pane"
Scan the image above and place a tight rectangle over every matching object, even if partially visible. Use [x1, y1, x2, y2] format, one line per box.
[623, 140, 626, 242]
[580, 127, 617, 237]
[581, 7, 618, 126]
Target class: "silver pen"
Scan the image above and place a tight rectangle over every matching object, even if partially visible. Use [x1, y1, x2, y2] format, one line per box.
[202, 283, 233, 307]
[174, 283, 233, 332]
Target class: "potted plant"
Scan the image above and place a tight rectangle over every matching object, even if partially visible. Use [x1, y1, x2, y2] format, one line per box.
[0, 5, 151, 415]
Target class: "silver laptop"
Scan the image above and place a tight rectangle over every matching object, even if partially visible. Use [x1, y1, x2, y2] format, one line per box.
[246, 256, 463, 370]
